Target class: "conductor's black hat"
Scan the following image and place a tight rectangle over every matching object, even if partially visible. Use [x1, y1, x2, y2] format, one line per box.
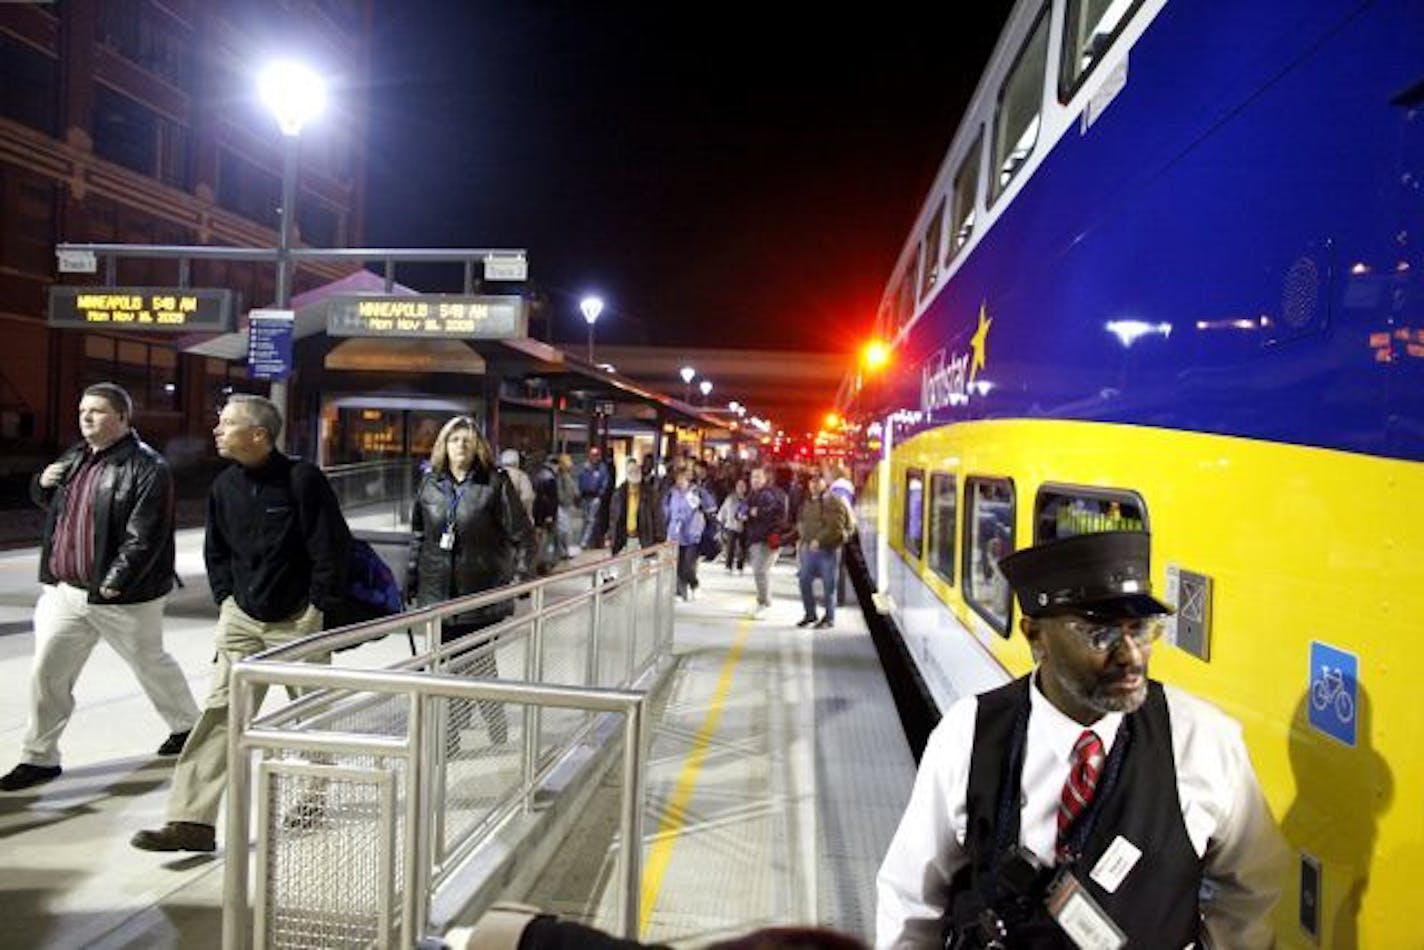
[997, 531, 1174, 620]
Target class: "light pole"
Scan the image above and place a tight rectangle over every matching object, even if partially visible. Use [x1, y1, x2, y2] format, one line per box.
[258, 60, 326, 449]
[679, 365, 695, 403]
[580, 295, 604, 364]
[698, 378, 712, 406]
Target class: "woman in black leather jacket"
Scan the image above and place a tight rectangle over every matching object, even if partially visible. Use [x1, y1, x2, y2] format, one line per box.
[406, 416, 534, 745]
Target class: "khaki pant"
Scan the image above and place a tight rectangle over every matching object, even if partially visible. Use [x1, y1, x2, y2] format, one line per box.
[749, 542, 776, 607]
[166, 597, 322, 826]
[22, 583, 199, 767]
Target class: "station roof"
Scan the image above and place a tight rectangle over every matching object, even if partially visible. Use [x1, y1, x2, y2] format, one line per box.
[180, 269, 727, 431]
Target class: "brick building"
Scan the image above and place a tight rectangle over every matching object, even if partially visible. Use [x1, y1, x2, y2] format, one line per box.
[0, 0, 372, 466]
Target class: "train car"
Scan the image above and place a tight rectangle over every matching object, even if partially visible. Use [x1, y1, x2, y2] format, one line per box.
[841, 0, 1422, 945]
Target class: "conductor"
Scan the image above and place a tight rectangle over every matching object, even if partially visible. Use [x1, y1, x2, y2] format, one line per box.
[875, 531, 1286, 949]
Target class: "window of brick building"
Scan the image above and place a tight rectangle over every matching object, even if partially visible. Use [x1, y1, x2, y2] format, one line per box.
[0, 32, 59, 136]
[0, 167, 56, 278]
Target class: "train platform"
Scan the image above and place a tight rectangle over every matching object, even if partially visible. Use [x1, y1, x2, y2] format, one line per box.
[0, 516, 915, 948]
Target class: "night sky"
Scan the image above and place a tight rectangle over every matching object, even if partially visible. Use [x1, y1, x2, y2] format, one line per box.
[363, 3, 1016, 356]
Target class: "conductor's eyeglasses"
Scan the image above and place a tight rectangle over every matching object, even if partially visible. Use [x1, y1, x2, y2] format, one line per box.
[1059, 616, 1165, 654]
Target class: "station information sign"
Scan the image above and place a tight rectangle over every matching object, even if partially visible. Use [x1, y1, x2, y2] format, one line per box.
[326, 295, 528, 339]
[48, 287, 235, 331]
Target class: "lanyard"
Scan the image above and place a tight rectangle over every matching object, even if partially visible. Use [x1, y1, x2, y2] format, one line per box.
[444, 477, 470, 534]
[987, 683, 1132, 901]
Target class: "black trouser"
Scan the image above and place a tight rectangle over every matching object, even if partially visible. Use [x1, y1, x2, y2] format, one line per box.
[724, 530, 748, 570]
[441, 619, 508, 745]
[676, 543, 700, 597]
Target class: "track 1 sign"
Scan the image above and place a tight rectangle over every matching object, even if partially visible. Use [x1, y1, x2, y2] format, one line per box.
[49, 286, 235, 331]
[325, 295, 527, 339]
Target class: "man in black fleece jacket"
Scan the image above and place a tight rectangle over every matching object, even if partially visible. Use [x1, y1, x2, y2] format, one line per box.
[132, 394, 349, 853]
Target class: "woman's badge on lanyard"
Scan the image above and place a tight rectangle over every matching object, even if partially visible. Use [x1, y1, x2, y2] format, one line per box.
[440, 528, 455, 550]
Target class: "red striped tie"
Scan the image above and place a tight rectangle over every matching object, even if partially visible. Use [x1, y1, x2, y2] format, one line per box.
[1056, 730, 1105, 862]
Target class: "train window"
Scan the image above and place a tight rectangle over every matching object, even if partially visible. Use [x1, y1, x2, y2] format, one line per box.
[991, 7, 1049, 203]
[928, 473, 957, 585]
[1059, 0, 1143, 100]
[896, 271, 916, 329]
[948, 131, 982, 259]
[903, 469, 925, 559]
[1035, 485, 1147, 541]
[963, 477, 1016, 635]
[920, 198, 945, 299]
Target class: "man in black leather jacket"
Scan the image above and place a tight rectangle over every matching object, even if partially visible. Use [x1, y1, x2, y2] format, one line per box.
[1, 383, 199, 792]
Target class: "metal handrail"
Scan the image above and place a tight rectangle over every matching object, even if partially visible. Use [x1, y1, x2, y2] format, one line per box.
[221, 542, 676, 949]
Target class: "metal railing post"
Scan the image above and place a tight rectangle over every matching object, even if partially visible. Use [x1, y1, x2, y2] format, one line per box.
[522, 587, 545, 811]
[223, 669, 253, 949]
[586, 578, 601, 689]
[629, 558, 642, 672]
[400, 689, 428, 947]
[618, 698, 646, 939]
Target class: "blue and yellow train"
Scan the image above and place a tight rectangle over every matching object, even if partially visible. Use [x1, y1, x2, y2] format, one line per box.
[841, 0, 1422, 945]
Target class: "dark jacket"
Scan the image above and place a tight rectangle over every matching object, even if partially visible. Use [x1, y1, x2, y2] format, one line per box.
[531, 461, 560, 526]
[33, 430, 175, 605]
[608, 478, 665, 554]
[743, 484, 788, 544]
[795, 493, 853, 550]
[406, 464, 534, 629]
[206, 452, 351, 621]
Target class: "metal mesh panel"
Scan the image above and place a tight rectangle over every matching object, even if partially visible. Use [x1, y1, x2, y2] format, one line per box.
[632, 568, 656, 673]
[304, 687, 412, 739]
[261, 758, 401, 949]
[596, 580, 633, 688]
[536, 601, 594, 750]
[440, 633, 530, 852]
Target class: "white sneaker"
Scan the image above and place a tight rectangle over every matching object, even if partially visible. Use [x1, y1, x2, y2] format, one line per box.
[748, 602, 768, 619]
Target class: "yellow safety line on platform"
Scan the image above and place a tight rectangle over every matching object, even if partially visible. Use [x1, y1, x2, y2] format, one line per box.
[638, 617, 754, 937]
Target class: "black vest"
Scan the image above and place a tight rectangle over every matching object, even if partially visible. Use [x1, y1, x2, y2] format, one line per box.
[948, 676, 1203, 948]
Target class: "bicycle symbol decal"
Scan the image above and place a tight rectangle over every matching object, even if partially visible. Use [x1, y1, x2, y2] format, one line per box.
[1310, 665, 1354, 724]
[1307, 641, 1358, 747]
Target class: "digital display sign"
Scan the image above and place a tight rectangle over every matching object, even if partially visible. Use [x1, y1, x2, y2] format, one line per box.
[48, 287, 235, 331]
[326, 295, 527, 339]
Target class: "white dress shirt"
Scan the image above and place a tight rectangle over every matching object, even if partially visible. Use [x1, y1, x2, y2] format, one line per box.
[875, 674, 1286, 949]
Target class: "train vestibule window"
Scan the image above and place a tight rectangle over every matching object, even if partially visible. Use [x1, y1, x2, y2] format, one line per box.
[1034, 484, 1148, 542]
[963, 477, 1016, 635]
[903, 469, 925, 559]
[928, 473, 958, 585]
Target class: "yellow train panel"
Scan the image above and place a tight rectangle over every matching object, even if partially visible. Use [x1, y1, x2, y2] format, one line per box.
[877, 418, 1420, 948]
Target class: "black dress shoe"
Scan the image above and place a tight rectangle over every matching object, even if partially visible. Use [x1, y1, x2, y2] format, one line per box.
[156, 730, 191, 756]
[796, 616, 817, 628]
[814, 617, 834, 629]
[131, 821, 216, 852]
[0, 763, 62, 791]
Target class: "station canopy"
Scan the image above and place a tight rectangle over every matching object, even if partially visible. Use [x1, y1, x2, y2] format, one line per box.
[180, 269, 725, 430]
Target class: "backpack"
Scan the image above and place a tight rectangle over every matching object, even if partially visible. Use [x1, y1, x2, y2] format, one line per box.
[326, 538, 414, 653]
[287, 460, 411, 651]
[345, 538, 405, 619]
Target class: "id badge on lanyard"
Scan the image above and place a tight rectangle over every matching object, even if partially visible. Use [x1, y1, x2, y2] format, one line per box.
[442, 480, 468, 551]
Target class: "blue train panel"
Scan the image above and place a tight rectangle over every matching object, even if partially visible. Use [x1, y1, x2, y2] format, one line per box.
[883, 0, 1424, 462]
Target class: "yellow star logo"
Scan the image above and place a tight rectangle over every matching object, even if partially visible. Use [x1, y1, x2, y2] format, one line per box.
[969, 302, 992, 382]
